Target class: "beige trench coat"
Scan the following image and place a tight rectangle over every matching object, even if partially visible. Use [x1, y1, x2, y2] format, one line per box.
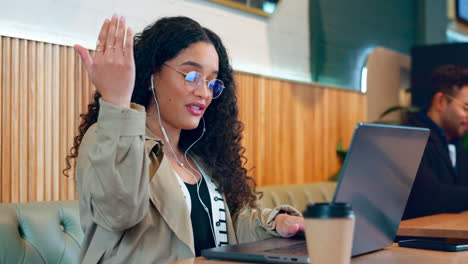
[75, 99, 300, 264]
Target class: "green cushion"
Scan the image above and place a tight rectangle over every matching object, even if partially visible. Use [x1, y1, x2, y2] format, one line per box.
[0, 200, 82, 264]
[257, 182, 337, 213]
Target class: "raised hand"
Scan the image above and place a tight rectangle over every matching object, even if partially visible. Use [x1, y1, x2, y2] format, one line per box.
[74, 15, 135, 108]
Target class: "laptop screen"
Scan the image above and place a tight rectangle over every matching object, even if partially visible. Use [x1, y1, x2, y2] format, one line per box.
[333, 123, 429, 256]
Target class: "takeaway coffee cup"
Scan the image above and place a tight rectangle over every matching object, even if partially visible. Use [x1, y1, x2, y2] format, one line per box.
[303, 203, 355, 264]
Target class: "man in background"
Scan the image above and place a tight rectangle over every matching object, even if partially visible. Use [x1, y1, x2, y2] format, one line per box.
[403, 64, 468, 220]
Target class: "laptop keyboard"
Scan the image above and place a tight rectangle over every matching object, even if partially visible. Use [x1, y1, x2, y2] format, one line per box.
[263, 242, 308, 255]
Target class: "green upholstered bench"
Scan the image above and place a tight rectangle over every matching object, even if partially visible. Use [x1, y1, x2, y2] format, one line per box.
[0, 182, 336, 263]
[0, 200, 82, 264]
[256, 182, 337, 213]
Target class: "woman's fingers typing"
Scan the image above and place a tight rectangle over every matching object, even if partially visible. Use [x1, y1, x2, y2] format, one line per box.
[275, 214, 305, 238]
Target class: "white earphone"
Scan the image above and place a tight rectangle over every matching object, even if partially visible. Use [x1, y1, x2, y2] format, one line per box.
[150, 74, 217, 246]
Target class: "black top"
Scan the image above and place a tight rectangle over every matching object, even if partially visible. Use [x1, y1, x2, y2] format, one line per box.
[184, 179, 215, 256]
[402, 112, 468, 219]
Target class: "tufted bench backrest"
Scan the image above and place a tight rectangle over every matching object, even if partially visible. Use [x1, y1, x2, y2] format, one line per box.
[0, 200, 83, 264]
[257, 182, 337, 213]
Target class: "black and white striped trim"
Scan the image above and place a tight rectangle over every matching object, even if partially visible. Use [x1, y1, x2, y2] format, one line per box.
[195, 162, 228, 247]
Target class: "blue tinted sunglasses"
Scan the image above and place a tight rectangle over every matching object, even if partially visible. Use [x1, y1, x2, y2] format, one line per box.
[163, 63, 224, 99]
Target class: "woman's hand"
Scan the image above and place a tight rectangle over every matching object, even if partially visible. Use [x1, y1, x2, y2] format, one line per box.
[274, 214, 305, 238]
[74, 15, 135, 108]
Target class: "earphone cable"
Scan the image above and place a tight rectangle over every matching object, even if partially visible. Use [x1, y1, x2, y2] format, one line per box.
[151, 75, 218, 246]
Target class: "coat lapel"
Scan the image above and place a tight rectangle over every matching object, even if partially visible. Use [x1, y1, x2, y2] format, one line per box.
[144, 129, 195, 255]
[224, 197, 239, 245]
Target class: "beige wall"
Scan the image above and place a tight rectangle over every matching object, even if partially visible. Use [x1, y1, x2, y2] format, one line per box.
[0, 0, 311, 83]
[365, 47, 410, 122]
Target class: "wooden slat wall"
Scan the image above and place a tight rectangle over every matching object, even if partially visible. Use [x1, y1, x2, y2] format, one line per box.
[0, 36, 366, 203]
[0, 37, 93, 203]
[236, 73, 367, 186]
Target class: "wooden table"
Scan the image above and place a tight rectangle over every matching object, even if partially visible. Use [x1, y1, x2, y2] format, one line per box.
[397, 213, 468, 239]
[168, 214, 468, 264]
[168, 245, 468, 264]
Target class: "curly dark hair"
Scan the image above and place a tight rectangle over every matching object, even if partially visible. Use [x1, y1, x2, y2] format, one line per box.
[64, 16, 258, 215]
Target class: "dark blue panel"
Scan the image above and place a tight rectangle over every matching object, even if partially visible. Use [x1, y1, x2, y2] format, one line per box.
[310, 0, 418, 90]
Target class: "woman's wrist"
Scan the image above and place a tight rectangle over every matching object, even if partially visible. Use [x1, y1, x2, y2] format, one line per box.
[101, 95, 131, 108]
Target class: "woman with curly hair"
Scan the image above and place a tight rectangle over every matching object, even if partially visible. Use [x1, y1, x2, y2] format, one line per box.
[69, 14, 304, 263]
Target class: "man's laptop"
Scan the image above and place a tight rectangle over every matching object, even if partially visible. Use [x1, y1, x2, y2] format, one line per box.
[202, 123, 430, 263]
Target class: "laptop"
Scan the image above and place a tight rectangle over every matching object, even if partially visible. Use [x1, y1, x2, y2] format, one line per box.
[202, 123, 430, 263]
